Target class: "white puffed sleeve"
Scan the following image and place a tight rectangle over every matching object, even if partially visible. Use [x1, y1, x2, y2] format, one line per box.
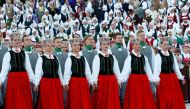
[172, 54, 184, 80]
[153, 54, 162, 82]
[63, 57, 72, 85]
[113, 55, 122, 84]
[34, 57, 43, 86]
[25, 52, 35, 82]
[84, 57, 93, 85]
[121, 55, 131, 83]
[0, 52, 11, 83]
[144, 56, 155, 82]
[92, 54, 100, 84]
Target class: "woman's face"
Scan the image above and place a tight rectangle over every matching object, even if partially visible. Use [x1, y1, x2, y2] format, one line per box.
[85, 36, 93, 46]
[72, 42, 81, 52]
[183, 47, 189, 53]
[132, 43, 140, 52]
[12, 36, 22, 48]
[100, 41, 109, 51]
[44, 43, 54, 53]
[162, 41, 169, 51]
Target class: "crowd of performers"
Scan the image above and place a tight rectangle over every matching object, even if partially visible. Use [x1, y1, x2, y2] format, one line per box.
[0, 31, 187, 109]
[0, 0, 190, 109]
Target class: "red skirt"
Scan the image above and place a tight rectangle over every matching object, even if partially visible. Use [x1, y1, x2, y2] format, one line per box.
[157, 73, 186, 109]
[92, 75, 120, 109]
[37, 77, 64, 109]
[123, 74, 156, 109]
[67, 77, 92, 109]
[5, 72, 33, 109]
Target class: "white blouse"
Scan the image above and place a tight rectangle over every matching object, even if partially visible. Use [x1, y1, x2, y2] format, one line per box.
[121, 50, 155, 83]
[153, 50, 184, 82]
[0, 48, 34, 83]
[33, 54, 64, 86]
[63, 53, 93, 85]
[92, 51, 121, 84]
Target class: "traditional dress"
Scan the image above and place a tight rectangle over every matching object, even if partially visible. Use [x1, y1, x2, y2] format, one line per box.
[82, 46, 98, 72]
[154, 50, 186, 109]
[24, 46, 38, 73]
[140, 43, 154, 70]
[0, 48, 34, 109]
[110, 43, 128, 104]
[145, 38, 155, 46]
[34, 54, 64, 109]
[23, 45, 39, 105]
[180, 52, 190, 102]
[53, 47, 68, 106]
[92, 51, 121, 109]
[122, 50, 156, 109]
[0, 43, 8, 106]
[63, 53, 92, 109]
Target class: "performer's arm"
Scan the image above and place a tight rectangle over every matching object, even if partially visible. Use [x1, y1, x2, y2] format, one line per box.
[25, 52, 35, 83]
[84, 57, 93, 85]
[34, 57, 43, 86]
[63, 57, 72, 85]
[92, 54, 100, 84]
[113, 55, 122, 84]
[172, 54, 184, 80]
[0, 52, 10, 83]
[153, 54, 162, 82]
[121, 55, 131, 83]
[144, 56, 155, 82]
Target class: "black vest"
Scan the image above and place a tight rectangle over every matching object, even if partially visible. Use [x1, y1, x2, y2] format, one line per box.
[71, 56, 86, 77]
[99, 54, 114, 75]
[159, 51, 174, 73]
[131, 53, 146, 74]
[10, 50, 26, 72]
[42, 56, 59, 78]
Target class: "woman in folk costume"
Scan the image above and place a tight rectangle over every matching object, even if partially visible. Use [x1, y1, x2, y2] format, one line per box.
[122, 38, 156, 109]
[167, 16, 177, 32]
[0, 34, 34, 109]
[63, 38, 93, 109]
[180, 45, 190, 103]
[154, 38, 186, 109]
[33, 40, 64, 109]
[91, 37, 121, 109]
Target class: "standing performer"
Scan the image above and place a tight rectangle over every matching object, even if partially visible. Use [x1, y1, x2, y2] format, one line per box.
[154, 39, 186, 109]
[0, 32, 8, 106]
[63, 38, 93, 109]
[82, 35, 98, 72]
[23, 35, 39, 106]
[92, 37, 121, 109]
[34, 40, 64, 109]
[0, 34, 34, 109]
[53, 37, 68, 107]
[23, 35, 39, 73]
[110, 33, 128, 106]
[180, 45, 190, 103]
[53, 37, 68, 73]
[122, 38, 156, 109]
[138, 30, 156, 96]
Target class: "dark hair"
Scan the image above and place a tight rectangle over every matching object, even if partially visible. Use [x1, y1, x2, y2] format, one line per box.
[22, 35, 30, 41]
[113, 33, 123, 39]
[136, 30, 144, 37]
